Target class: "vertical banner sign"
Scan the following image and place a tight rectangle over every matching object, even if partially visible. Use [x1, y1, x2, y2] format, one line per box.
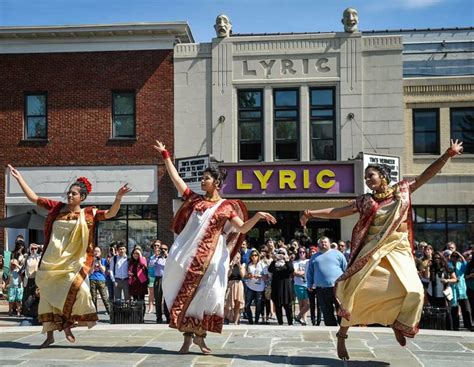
[176, 155, 210, 196]
[363, 153, 400, 193]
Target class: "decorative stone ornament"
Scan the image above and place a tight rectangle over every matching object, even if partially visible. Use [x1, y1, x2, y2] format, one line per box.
[214, 14, 232, 38]
[342, 8, 358, 33]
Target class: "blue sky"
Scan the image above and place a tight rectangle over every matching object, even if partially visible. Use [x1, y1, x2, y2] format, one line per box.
[0, 0, 472, 42]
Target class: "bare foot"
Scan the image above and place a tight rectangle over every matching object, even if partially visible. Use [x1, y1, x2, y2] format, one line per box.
[40, 337, 55, 348]
[336, 337, 349, 360]
[392, 327, 407, 347]
[178, 335, 193, 354]
[64, 328, 76, 343]
[193, 336, 211, 354]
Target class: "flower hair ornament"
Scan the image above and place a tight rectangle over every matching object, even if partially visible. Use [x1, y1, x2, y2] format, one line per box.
[76, 176, 92, 194]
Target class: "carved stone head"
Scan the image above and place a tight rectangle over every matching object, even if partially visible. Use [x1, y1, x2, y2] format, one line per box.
[214, 14, 232, 38]
[342, 8, 358, 33]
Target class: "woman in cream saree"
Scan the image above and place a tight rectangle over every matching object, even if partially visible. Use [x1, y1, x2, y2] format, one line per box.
[153, 140, 276, 354]
[300, 140, 463, 360]
[8, 165, 130, 347]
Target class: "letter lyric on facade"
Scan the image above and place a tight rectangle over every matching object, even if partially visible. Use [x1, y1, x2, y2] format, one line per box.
[237, 57, 336, 80]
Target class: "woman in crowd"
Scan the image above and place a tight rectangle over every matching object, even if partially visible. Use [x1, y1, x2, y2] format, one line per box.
[11, 237, 27, 267]
[425, 251, 455, 330]
[21, 243, 41, 316]
[300, 140, 463, 360]
[293, 247, 309, 325]
[8, 164, 130, 348]
[7, 259, 23, 316]
[268, 248, 294, 325]
[244, 249, 266, 325]
[146, 241, 161, 313]
[128, 246, 148, 302]
[449, 251, 472, 331]
[465, 254, 474, 325]
[154, 140, 276, 355]
[0, 255, 5, 299]
[259, 245, 274, 324]
[224, 252, 245, 324]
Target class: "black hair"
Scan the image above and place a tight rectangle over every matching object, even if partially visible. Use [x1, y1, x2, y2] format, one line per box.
[70, 181, 89, 199]
[365, 163, 392, 184]
[203, 164, 227, 189]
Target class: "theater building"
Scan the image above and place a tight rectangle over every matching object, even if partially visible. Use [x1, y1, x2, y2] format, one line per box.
[173, 14, 406, 244]
[0, 23, 193, 252]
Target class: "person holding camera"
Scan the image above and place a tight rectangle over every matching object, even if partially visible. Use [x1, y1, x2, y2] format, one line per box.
[89, 246, 111, 314]
[149, 240, 170, 324]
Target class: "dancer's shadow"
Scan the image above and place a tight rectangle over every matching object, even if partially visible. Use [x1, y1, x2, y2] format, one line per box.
[0, 341, 391, 366]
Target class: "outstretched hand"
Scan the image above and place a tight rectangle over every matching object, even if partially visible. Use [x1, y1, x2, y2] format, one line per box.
[153, 140, 166, 154]
[300, 209, 310, 227]
[8, 164, 22, 180]
[257, 212, 277, 225]
[116, 184, 132, 199]
[449, 139, 463, 156]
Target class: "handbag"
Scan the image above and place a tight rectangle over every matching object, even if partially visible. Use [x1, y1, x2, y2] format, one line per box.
[442, 286, 453, 301]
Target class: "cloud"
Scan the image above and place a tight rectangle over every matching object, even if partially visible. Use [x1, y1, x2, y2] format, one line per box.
[398, 0, 444, 9]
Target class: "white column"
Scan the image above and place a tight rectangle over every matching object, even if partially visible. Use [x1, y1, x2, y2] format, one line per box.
[300, 85, 310, 161]
[264, 86, 273, 162]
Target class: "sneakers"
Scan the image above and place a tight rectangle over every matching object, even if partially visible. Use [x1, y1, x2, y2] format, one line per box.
[295, 317, 307, 326]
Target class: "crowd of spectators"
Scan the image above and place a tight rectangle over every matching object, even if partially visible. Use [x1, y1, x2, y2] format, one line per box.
[1, 233, 472, 332]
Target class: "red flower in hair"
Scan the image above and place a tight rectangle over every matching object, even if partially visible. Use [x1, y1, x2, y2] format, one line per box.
[76, 176, 92, 194]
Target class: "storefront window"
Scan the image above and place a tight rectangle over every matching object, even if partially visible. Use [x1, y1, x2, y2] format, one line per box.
[413, 206, 473, 250]
[413, 109, 439, 155]
[238, 90, 263, 161]
[451, 108, 474, 154]
[274, 89, 299, 160]
[310, 88, 336, 160]
[95, 204, 158, 254]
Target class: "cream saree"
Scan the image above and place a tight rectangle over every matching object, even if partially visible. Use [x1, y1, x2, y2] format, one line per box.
[336, 180, 424, 337]
[36, 206, 99, 333]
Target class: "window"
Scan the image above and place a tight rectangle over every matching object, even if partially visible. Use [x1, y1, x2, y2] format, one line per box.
[413, 109, 439, 154]
[96, 204, 158, 254]
[310, 88, 336, 160]
[112, 92, 136, 138]
[274, 89, 299, 160]
[238, 90, 263, 161]
[413, 206, 473, 250]
[25, 93, 47, 139]
[451, 108, 474, 154]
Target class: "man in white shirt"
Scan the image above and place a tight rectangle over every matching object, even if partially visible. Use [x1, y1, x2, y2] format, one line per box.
[109, 242, 130, 301]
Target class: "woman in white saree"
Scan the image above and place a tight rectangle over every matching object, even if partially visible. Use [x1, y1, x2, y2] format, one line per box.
[153, 140, 276, 354]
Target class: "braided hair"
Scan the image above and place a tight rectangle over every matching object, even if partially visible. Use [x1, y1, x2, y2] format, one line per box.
[365, 163, 392, 184]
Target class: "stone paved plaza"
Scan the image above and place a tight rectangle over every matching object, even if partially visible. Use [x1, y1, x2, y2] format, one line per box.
[0, 324, 473, 367]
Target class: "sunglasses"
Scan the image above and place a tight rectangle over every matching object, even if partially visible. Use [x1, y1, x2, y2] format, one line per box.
[160, 247, 168, 251]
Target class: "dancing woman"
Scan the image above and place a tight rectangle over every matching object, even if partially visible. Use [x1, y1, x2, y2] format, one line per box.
[8, 164, 131, 347]
[300, 140, 463, 360]
[153, 140, 276, 354]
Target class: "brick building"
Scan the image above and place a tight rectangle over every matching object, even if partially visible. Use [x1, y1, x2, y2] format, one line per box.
[0, 23, 193, 252]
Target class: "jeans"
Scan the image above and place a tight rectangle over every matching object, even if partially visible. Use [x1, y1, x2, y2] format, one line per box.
[114, 278, 130, 301]
[245, 288, 263, 324]
[307, 288, 322, 326]
[315, 286, 338, 326]
[153, 276, 170, 322]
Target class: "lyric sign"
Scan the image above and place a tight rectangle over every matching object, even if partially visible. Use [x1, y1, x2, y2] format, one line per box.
[220, 163, 355, 197]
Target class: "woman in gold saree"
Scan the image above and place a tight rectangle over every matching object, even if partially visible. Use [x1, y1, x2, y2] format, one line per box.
[8, 165, 130, 347]
[300, 140, 463, 360]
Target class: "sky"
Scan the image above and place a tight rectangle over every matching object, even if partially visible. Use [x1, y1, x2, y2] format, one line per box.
[0, 0, 472, 42]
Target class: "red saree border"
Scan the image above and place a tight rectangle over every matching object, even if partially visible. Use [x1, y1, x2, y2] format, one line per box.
[38, 312, 98, 331]
[179, 314, 224, 334]
[392, 320, 419, 338]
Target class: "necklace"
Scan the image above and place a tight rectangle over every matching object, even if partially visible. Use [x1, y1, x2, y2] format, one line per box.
[203, 194, 221, 202]
[372, 187, 394, 201]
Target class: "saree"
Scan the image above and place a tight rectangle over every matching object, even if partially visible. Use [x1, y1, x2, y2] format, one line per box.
[35, 197, 105, 333]
[335, 180, 424, 337]
[163, 188, 247, 334]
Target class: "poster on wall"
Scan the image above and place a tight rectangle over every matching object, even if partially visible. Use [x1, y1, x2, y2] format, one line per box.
[176, 155, 211, 196]
[363, 153, 400, 193]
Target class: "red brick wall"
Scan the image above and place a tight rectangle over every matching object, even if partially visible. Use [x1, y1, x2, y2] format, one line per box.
[0, 50, 176, 250]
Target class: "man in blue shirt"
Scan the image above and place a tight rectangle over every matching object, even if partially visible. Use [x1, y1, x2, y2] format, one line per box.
[149, 240, 170, 324]
[89, 246, 111, 314]
[306, 236, 347, 326]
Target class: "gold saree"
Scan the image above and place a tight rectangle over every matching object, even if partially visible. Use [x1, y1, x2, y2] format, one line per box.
[36, 209, 98, 333]
[336, 182, 424, 337]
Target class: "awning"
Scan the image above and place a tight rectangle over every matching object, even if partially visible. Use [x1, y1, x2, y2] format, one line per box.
[241, 198, 353, 211]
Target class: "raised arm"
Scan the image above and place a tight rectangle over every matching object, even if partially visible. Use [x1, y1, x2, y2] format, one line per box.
[230, 212, 277, 234]
[300, 204, 356, 227]
[8, 164, 38, 203]
[153, 140, 187, 196]
[410, 139, 463, 193]
[103, 184, 132, 220]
